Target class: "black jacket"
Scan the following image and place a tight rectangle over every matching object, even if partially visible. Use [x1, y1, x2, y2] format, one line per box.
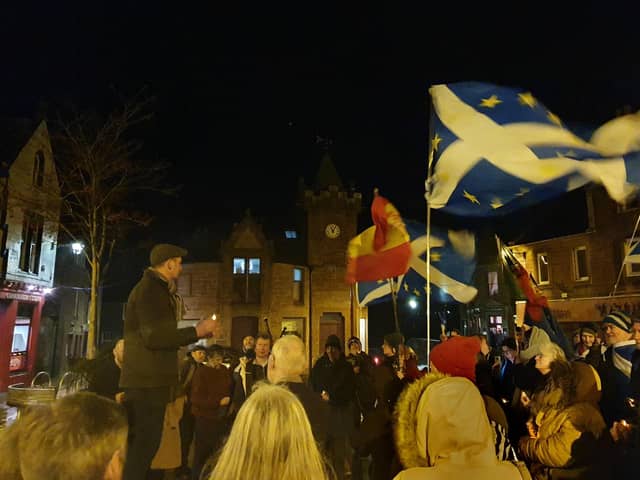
[119, 269, 198, 389]
[310, 353, 355, 407]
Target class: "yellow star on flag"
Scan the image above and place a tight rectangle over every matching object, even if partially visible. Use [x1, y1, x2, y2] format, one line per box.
[463, 190, 480, 204]
[518, 92, 537, 108]
[515, 187, 530, 197]
[432, 133, 442, 152]
[490, 198, 503, 209]
[479, 95, 502, 108]
[403, 282, 409, 292]
[547, 111, 562, 126]
[430, 251, 441, 262]
[413, 288, 421, 297]
[424, 284, 431, 294]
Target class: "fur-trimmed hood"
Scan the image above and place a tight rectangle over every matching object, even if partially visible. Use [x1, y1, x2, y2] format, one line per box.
[393, 373, 497, 470]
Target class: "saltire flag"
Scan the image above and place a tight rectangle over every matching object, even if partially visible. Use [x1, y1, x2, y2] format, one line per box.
[345, 192, 411, 283]
[425, 82, 640, 217]
[356, 220, 478, 306]
[624, 238, 640, 264]
[499, 240, 574, 358]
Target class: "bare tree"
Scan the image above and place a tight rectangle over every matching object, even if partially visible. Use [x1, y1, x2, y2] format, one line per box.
[51, 95, 175, 358]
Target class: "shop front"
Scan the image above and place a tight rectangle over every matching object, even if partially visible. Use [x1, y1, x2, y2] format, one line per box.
[0, 289, 44, 392]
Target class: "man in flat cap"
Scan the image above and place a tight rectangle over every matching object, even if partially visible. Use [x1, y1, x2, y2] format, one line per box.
[119, 243, 222, 480]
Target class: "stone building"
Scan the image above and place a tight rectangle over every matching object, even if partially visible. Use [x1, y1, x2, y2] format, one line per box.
[0, 119, 61, 392]
[177, 154, 367, 363]
[509, 185, 640, 331]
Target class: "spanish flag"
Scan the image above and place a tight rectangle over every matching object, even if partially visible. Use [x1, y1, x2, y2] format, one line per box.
[345, 191, 411, 283]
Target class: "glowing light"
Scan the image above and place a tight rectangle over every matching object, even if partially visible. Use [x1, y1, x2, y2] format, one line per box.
[71, 242, 84, 255]
[408, 298, 418, 309]
[43, 288, 53, 295]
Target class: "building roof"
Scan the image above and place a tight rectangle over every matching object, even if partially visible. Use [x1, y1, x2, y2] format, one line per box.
[313, 152, 343, 190]
[0, 117, 37, 177]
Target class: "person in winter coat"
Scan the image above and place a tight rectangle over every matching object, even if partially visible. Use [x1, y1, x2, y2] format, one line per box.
[518, 342, 611, 479]
[393, 373, 527, 480]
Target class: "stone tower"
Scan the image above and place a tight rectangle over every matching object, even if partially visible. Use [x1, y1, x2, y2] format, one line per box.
[302, 151, 362, 359]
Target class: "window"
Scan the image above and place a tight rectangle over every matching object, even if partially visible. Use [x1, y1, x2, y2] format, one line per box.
[285, 230, 297, 239]
[233, 258, 246, 274]
[32, 151, 45, 187]
[233, 257, 261, 303]
[624, 238, 640, 277]
[19, 212, 44, 274]
[248, 258, 261, 274]
[293, 267, 304, 304]
[487, 271, 499, 296]
[537, 253, 550, 284]
[9, 303, 35, 372]
[572, 246, 589, 281]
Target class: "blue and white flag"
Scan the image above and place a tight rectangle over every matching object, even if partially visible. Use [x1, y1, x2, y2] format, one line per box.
[356, 221, 478, 306]
[425, 82, 640, 216]
[625, 238, 640, 264]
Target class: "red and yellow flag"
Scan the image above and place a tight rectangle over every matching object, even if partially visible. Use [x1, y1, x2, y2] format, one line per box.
[345, 192, 411, 283]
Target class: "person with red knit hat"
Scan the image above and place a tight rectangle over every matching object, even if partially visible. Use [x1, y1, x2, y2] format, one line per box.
[430, 335, 482, 382]
[429, 335, 516, 461]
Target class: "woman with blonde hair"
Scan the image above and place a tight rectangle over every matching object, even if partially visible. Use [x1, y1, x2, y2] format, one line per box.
[208, 382, 333, 480]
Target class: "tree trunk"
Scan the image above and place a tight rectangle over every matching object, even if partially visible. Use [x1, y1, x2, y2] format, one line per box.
[86, 258, 100, 359]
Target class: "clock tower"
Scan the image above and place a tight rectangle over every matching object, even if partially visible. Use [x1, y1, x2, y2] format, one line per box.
[302, 151, 363, 360]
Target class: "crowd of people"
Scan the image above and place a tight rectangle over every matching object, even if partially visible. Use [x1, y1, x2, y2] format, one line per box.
[1, 243, 639, 480]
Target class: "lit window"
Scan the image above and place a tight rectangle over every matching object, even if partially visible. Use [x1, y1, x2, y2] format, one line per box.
[624, 238, 640, 277]
[293, 267, 304, 304]
[285, 230, 297, 239]
[537, 253, 550, 284]
[248, 258, 261, 274]
[233, 258, 245, 274]
[573, 246, 589, 281]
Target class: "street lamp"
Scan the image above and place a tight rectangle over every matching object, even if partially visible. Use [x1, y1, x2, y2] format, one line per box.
[408, 298, 418, 310]
[71, 242, 84, 255]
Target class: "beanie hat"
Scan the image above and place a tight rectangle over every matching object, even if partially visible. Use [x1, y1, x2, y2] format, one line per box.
[383, 332, 405, 351]
[347, 336, 361, 348]
[602, 311, 632, 333]
[150, 243, 188, 266]
[500, 337, 517, 351]
[430, 336, 481, 382]
[580, 324, 597, 336]
[325, 334, 342, 350]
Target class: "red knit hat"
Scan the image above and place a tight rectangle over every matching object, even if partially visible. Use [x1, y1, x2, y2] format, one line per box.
[430, 336, 481, 382]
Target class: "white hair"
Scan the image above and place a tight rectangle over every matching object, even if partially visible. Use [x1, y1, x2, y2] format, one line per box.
[270, 335, 308, 382]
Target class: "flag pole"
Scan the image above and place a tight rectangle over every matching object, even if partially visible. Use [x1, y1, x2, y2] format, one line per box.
[426, 203, 432, 367]
[389, 276, 401, 333]
[426, 92, 434, 369]
[611, 210, 640, 296]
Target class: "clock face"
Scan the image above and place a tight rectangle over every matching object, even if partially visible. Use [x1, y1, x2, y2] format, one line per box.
[325, 223, 341, 239]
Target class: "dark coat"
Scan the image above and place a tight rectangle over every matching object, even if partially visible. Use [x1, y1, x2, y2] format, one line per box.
[286, 381, 329, 445]
[310, 353, 356, 407]
[119, 269, 198, 389]
[190, 365, 233, 419]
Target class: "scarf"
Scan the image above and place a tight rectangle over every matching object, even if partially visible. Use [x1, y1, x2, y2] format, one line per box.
[612, 340, 637, 378]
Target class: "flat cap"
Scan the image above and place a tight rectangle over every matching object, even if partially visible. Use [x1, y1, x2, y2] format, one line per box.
[150, 243, 188, 266]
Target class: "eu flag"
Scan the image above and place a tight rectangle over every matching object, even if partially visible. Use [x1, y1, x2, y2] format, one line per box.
[356, 221, 478, 306]
[426, 82, 640, 216]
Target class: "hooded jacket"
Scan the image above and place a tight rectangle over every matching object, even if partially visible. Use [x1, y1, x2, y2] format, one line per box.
[393, 373, 525, 480]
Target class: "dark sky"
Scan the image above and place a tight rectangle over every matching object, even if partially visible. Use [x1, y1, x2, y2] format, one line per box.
[2, 2, 640, 235]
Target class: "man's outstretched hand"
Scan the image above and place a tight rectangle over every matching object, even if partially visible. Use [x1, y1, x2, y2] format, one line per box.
[195, 316, 223, 338]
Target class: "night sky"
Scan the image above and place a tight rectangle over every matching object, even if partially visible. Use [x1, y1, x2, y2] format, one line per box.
[2, 3, 640, 294]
